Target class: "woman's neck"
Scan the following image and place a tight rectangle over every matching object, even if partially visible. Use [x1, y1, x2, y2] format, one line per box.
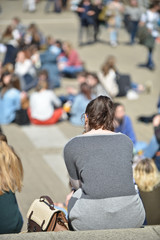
[84, 128, 114, 135]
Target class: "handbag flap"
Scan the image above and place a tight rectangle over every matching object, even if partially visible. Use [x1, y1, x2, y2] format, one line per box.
[27, 199, 60, 231]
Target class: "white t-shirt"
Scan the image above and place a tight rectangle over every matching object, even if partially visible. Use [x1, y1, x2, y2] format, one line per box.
[15, 59, 36, 77]
[141, 10, 160, 37]
[30, 90, 62, 121]
[98, 69, 119, 98]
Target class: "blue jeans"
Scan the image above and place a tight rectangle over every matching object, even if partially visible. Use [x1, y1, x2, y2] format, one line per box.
[109, 16, 121, 44]
[130, 21, 139, 44]
[143, 135, 159, 158]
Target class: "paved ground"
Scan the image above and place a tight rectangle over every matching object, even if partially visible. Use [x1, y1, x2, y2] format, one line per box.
[0, 0, 160, 231]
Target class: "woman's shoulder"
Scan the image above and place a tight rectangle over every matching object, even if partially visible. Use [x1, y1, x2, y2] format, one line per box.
[64, 133, 133, 153]
[0, 191, 15, 200]
[64, 135, 83, 152]
[5, 88, 20, 96]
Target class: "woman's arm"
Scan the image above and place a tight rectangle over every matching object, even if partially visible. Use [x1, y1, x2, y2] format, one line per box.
[64, 140, 81, 190]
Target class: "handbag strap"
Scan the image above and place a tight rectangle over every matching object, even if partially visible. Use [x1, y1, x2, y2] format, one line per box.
[40, 196, 54, 210]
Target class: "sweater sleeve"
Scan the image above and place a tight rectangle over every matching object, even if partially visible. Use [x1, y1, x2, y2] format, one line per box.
[67, 50, 79, 66]
[64, 139, 81, 190]
[50, 91, 62, 108]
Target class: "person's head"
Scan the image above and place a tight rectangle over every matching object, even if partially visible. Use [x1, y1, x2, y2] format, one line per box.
[16, 51, 26, 63]
[87, 72, 99, 87]
[94, 0, 102, 5]
[130, 0, 138, 6]
[134, 158, 160, 192]
[36, 78, 48, 92]
[1, 71, 12, 87]
[12, 17, 20, 28]
[2, 63, 14, 75]
[2, 25, 13, 38]
[81, 0, 91, 5]
[62, 41, 73, 55]
[29, 44, 38, 55]
[80, 82, 92, 100]
[46, 35, 55, 46]
[0, 141, 23, 195]
[11, 74, 21, 90]
[28, 23, 38, 33]
[0, 133, 8, 143]
[101, 56, 116, 76]
[38, 70, 48, 82]
[77, 71, 88, 84]
[85, 96, 114, 132]
[114, 102, 125, 125]
[149, 0, 160, 11]
[55, 40, 62, 49]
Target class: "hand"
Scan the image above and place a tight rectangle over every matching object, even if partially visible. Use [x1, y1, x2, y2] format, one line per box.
[66, 86, 77, 95]
[87, 10, 95, 16]
[65, 191, 74, 207]
[77, 7, 85, 12]
[20, 91, 27, 100]
[153, 114, 160, 127]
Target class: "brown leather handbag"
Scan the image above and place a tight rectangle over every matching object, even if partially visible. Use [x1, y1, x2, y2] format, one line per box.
[27, 196, 69, 232]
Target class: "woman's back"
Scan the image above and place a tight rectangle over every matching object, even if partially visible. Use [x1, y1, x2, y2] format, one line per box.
[30, 90, 61, 121]
[0, 88, 21, 124]
[0, 191, 23, 234]
[64, 133, 135, 198]
[64, 132, 145, 230]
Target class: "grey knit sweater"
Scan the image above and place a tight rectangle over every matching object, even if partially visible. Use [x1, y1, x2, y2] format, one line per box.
[64, 133, 145, 230]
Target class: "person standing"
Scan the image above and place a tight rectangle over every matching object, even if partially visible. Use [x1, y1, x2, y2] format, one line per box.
[76, 0, 96, 45]
[106, 0, 124, 47]
[138, 1, 160, 70]
[125, 0, 142, 44]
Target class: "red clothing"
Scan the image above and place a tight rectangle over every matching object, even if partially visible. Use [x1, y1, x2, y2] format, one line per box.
[27, 108, 63, 125]
[67, 50, 82, 67]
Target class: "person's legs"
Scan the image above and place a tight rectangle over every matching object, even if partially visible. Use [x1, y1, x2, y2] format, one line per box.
[78, 23, 84, 45]
[62, 66, 84, 76]
[130, 21, 138, 44]
[146, 47, 154, 69]
[45, 0, 54, 12]
[27, 108, 63, 125]
[143, 135, 159, 158]
[109, 29, 117, 46]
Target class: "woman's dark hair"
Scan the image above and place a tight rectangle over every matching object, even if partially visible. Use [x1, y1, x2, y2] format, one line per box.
[1, 72, 20, 92]
[149, 0, 160, 9]
[85, 95, 114, 131]
[113, 102, 123, 112]
[88, 72, 100, 83]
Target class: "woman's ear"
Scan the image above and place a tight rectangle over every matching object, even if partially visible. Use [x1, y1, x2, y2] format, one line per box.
[85, 114, 88, 125]
[84, 114, 89, 133]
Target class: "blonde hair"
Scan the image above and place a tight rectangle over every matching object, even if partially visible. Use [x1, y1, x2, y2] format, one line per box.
[63, 41, 73, 56]
[101, 55, 116, 76]
[134, 158, 160, 192]
[0, 141, 23, 195]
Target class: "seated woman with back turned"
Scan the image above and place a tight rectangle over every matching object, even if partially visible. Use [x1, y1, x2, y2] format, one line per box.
[64, 95, 145, 230]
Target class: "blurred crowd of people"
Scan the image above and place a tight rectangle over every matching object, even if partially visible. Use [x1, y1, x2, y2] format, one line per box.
[0, 0, 160, 234]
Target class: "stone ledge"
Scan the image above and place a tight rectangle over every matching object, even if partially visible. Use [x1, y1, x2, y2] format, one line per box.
[0, 226, 160, 240]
